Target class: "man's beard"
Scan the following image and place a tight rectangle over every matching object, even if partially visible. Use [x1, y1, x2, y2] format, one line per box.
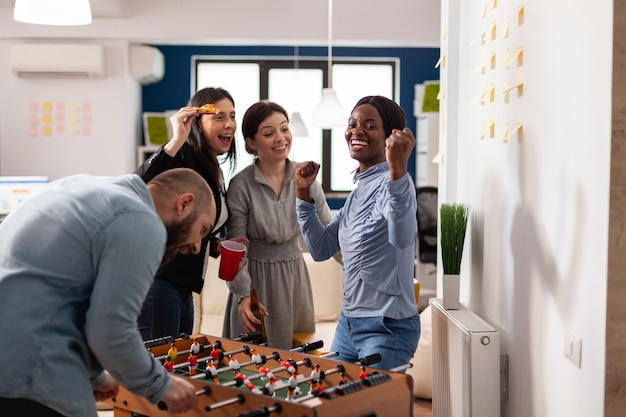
[160, 210, 199, 267]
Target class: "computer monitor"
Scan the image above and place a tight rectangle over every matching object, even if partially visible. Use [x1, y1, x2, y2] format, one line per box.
[0, 176, 49, 217]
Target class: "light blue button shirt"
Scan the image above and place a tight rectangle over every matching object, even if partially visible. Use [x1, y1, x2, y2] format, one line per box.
[297, 162, 417, 319]
[0, 174, 170, 417]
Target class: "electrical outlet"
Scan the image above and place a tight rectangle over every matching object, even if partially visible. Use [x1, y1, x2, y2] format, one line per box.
[564, 331, 582, 368]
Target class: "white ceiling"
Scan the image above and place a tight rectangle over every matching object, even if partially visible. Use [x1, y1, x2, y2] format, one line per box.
[0, 0, 442, 48]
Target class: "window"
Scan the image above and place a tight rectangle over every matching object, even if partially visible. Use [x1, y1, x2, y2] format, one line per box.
[195, 57, 397, 192]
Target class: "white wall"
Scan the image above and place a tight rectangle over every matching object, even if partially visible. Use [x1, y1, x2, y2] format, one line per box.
[0, 40, 141, 179]
[441, 0, 611, 416]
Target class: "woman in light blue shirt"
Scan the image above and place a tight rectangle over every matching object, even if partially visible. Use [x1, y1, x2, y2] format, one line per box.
[295, 96, 420, 371]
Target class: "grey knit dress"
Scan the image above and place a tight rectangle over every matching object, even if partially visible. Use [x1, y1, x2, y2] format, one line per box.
[222, 160, 334, 350]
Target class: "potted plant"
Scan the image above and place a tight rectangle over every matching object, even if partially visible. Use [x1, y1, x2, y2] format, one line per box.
[439, 203, 469, 309]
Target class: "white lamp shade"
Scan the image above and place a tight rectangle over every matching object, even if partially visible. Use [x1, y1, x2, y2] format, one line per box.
[14, 0, 92, 26]
[289, 111, 309, 137]
[311, 88, 347, 129]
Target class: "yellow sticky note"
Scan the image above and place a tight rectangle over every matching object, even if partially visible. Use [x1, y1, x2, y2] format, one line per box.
[68, 124, 79, 134]
[490, 51, 496, 69]
[41, 113, 52, 124]
[68, 102, 80, 112]
[41, 102, 53, 112]
[517, 5, 525, 26]
[505, 122, 523, 143]
[481, 1, 487, 18]
[502, 48, 510, 70]
[42, 125, 53, 136]
[490, 21, 497, 40]
[502, 18, 510, 39]
[491, 0, 497, 9]
[500, 122, 509, 142]
[434, 54, 446, 69]
[488, 119, 495, 138]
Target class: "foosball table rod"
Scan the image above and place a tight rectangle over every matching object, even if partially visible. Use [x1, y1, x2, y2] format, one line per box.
[204, 393, 245, 412]
[237, 402, 282, 417]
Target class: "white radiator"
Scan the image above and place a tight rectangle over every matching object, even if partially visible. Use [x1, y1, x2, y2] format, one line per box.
[430, 298, 500, 417]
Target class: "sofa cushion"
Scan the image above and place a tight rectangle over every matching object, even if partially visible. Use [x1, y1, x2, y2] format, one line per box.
[303, 252, 343, 323]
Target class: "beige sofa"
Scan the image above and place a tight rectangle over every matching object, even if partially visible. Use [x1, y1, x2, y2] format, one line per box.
[194, 251, 432, 400]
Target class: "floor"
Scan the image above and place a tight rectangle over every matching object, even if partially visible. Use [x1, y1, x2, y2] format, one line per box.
[414, 398, 433, 417]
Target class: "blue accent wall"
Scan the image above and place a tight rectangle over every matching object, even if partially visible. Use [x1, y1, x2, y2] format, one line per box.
[142, 45, 440, 209]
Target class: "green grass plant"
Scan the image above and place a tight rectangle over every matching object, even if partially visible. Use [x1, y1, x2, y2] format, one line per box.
[439, 203, 469, 275]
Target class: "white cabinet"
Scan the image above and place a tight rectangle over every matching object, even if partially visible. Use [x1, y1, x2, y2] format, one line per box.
[415, 113, 439, 187]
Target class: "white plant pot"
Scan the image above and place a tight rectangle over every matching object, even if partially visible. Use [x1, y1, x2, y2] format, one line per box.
[442, 274, 461, 310]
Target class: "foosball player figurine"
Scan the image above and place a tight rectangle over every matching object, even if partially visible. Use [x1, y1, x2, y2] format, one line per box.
[163, 357, 174, 373]
[167, 342, 178, 363]
[190, 338, 201, 355]
[205, 360, 219, 383]
[263, 377, 276, 397]
[188, 352, 198, 376]
[287, 385, 302, 401]
[338, 371, 348, 385]
[315, 380, 325, 395]
[257, 364, 275, 382]
[310, 364, 322, 382]
[280, 359, 296, 374]
[359, 366, 369, 380]
[288, 369, 303, 388]
[210, 345, 222, 364]
[250, 348, 263, 365]
[233, 370, 262, 394]
[228, 354, 241, 371]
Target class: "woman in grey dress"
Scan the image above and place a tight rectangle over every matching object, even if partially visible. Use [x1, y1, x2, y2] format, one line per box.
[222, 100, 335, 349]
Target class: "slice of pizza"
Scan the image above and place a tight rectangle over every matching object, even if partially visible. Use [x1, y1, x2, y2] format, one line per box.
[197, 103, 220, 114]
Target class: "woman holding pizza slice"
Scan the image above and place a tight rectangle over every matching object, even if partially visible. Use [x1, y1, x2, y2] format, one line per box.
[135, 87, 245, 341]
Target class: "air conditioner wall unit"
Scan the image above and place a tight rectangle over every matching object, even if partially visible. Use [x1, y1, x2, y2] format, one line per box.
[130, 45, 164, 85]
[10, 43, 105, 78]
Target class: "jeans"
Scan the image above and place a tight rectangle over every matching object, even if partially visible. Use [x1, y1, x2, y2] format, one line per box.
[137, 278, 194, 341]
[330, 312, 421, 372]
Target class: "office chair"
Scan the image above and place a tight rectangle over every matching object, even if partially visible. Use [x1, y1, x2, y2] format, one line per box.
[416, 186, 438, 266]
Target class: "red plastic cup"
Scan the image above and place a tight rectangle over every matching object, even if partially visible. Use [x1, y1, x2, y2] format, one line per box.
[218, 240, 246, 281]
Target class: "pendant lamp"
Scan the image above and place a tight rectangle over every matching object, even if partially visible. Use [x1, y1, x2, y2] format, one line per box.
[311, 0, 346, 128]
[290, 111, 309, 137]
[14, 0, 92, 26]
[290, 46, 309, 137]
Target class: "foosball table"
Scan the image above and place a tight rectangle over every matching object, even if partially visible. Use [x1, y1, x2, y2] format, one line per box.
[105, 333, 414, 417]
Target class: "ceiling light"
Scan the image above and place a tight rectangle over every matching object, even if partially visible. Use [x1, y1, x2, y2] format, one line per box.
[14, 0, 92, 26]
[290, 111, 309, 137]
[311, 0, 346, 129]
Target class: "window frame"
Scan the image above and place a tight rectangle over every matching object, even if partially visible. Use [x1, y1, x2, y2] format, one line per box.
[193, 56, 399, 193]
